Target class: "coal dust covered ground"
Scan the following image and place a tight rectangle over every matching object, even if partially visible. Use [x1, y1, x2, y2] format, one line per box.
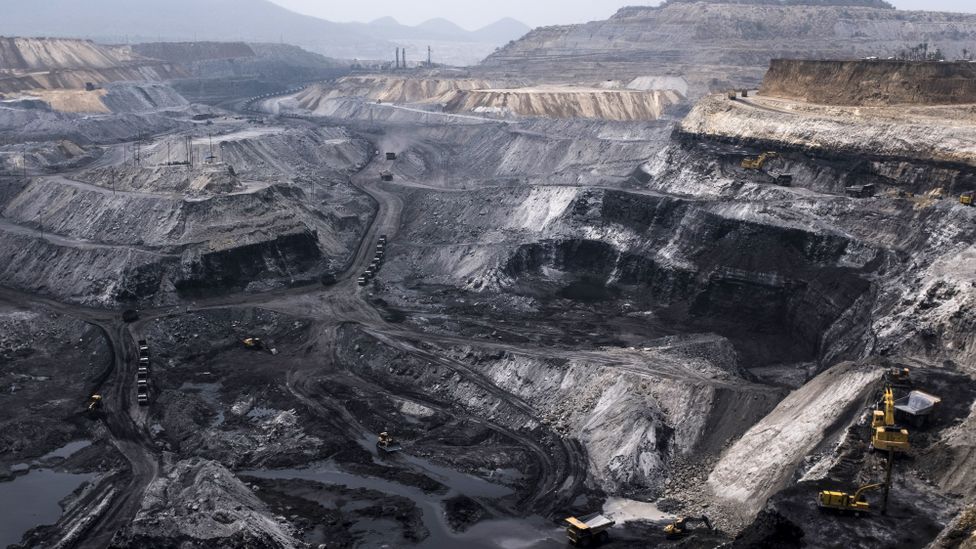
[1, 32, 976, 549]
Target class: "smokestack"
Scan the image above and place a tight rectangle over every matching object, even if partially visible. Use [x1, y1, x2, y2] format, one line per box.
[396, 48, 400, 69]
[402, 48, 406, 68]
[427, 45, 432, 67]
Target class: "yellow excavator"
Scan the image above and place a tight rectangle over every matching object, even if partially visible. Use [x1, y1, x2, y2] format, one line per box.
[817, 483, 883, 515]
[664, 516, 712, 539]
[871, 386, 909, 452]
[961, 191, 974, 206]
[741, 152, 778, 170]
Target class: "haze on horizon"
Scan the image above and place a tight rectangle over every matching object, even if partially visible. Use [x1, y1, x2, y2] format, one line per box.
[269, 0, 976, 29]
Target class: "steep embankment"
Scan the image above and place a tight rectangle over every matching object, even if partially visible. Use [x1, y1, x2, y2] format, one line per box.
[480, 1, 976, 95]
[296, 76, 498, 107]
[0, 37, 183, 94]
[443, 87, 683, 121]
[760, 59, 976, 106]
[679, 94, 976, 171]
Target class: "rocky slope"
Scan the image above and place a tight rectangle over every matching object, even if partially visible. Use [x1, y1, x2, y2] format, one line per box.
[0, 126, 374, 306]
[480, 1, 976, 95]
[760, 59, 976, 106]
[0, 38, 183, 94]
[443, 87, 683, 121]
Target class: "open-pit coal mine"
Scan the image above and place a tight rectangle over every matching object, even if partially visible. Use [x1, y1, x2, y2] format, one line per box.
[1, 1, 976, 548]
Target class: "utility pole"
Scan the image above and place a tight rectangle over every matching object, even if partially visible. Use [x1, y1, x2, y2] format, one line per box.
[882, 449, 894, 515]
[167, 141, 171, 165]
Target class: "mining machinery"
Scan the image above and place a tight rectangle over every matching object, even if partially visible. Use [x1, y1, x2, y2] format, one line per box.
[565, 514, 615, 546]
[817, 483, 883, 515]
[377, 431, 403, 453]
[872, 385, 909, 452]
[664, 515, 713, 539]
[87, 394, 103, 413]
[741, 152, 778, 170]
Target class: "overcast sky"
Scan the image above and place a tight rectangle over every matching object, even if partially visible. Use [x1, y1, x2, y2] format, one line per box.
[268, 0, 976, 29]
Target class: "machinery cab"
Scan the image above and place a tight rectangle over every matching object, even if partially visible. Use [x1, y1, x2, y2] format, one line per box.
[961, 191, 974, 206]
[565, 514, 614, 546]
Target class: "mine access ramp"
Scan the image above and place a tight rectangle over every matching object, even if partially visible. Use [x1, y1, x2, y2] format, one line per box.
[565, 513, 614, 546]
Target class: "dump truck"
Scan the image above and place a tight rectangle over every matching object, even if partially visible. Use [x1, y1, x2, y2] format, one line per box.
[895, 390, 941, 427]
[741, 152, 778, 170]
[961, 191, 974, 206]
[872, 386, 909, 452]
[565, 514, 614, 546]
[358, 276, 368, 286]
[817, 483, 882, 515]
[138, 339, 149, 357]
[137, 386, 149, 406]
[380, 171, 394, 182]
[386, 152, 397, 160]
[377, 431, 403, 453]
[664, 516, 712, 540]
[846, 184, 876, 198]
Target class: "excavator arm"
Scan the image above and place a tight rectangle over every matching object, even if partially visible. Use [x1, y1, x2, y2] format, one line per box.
[852, 483, 883, 502]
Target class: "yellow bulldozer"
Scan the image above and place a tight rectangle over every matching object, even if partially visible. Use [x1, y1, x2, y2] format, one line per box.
[817, 483, 883, 516]
[871, 386, 909, 452]
[741, 152, 778, 170]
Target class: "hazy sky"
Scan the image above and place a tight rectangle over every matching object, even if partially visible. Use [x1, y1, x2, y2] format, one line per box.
[268, 0, 976, 29]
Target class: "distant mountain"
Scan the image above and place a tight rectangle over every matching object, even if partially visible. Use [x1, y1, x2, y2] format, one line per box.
[357, 16, 530, 44]
[0, 0, 531, 65]
[472, 18, 534, 44]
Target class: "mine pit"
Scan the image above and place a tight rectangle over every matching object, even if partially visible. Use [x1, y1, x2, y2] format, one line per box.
[2, 5, 976, 549]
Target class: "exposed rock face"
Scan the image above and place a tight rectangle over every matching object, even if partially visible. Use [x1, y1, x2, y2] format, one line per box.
[443, 87, 683, 121]
[706, 362, 882, 520]
[481, 1, 976, 94]
[130, 42, 257, 64]
[296, 76, 499, 107]
[678, 94, 976, 171]
[110, 458, 305, 549]
[0, 38, 183, 93]
[760, 59, 976, 106]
